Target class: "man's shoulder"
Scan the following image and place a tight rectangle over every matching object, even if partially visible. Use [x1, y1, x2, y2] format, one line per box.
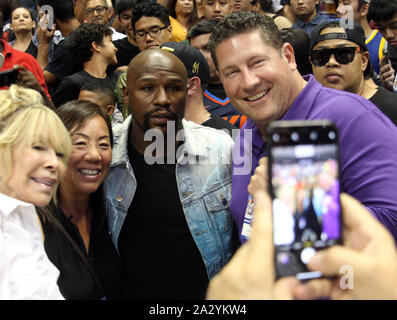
[314, 84, 375, 113]
[183, 120, 234, 158]
[311, 85, 397, 133]
[183, 119, 234, 143]
[63, 70, 89, 84]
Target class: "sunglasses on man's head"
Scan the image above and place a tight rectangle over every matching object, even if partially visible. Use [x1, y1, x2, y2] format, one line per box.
[310, 47, 361, 67]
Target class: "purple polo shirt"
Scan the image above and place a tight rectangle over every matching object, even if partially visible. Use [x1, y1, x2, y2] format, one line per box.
[231, 75, 397, 244]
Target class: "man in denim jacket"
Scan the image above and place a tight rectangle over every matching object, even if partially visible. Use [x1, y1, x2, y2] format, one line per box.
[103, 49, 235, 299]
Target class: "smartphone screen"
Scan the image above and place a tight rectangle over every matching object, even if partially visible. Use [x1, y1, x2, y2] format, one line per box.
[267, 121, 342, 280]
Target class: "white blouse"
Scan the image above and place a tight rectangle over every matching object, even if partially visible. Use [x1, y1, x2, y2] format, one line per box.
[0, 193, 64, 300]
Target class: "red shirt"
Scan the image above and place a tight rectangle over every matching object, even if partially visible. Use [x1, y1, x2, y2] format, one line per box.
[0, 40, 50, 99]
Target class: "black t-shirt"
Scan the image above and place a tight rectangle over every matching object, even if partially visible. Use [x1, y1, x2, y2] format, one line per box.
[117, 142, 209, 300]
[113, 37, 140, 69]
[52, 70, 119, 107]
[202, 113, 239, 137]
[369, 86, 397, 126]
[25, 40, 37, 58]
[38, 192, 123, 300]
[388, 44, 397, 76]
[45, 37, 82, 89]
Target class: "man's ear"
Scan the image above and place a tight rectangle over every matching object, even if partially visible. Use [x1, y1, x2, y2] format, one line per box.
[362, 50, 370, 73]
[281, 42, 297, 71]
[123, 86, 129, 105]
[167, 25, 172, 40]
[252, 2, 261, 12]
[187, 77, 200, 96]
[105, 104, 115, 116]
[92, 41, 101, 53]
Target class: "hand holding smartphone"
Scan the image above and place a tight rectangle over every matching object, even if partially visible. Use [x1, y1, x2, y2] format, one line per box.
[0, 68, 19, 87]
[267, 120, 342, 281]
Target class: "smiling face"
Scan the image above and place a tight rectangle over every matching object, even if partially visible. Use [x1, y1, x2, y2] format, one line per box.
[60, 116, 112, 198]
[0, 143, 65, 207]
[216, 30, 299, 132]
[311, 27, 368, 94]
[127, 50, 187, 139]
[11, 7, 35, 34]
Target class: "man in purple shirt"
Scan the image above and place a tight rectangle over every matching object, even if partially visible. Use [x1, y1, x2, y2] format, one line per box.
[209, 11, 397, 244]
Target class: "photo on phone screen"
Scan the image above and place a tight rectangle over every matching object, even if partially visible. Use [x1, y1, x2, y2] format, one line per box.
[267, 120, 342, 281]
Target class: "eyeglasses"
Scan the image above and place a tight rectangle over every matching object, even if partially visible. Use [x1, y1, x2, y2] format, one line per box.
[134, 25, 169, 41]
[310, 47, 361, 67]
[85, 6, 108, 16]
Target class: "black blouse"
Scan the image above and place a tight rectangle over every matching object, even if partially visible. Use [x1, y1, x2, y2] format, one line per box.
[38, 190, 123, 300]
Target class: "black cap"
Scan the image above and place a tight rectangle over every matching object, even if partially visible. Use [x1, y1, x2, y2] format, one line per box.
[160, 41, 210, 85]
[310, 21, 368, 52]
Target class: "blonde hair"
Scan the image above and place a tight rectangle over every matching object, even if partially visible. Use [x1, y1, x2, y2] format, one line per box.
[0, 85, 72, 182]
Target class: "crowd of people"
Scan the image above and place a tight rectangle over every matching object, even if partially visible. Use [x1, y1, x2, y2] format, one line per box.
[1, 0, 397, 300]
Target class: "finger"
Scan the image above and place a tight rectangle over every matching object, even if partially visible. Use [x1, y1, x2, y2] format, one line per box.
[380, 63, 392, 74]
[307, 245, 367, 277]
[248, 190, 274, 270]
[259, 156, 267, 167]
[273, 277, 300, 300]
[293, 279, 332, 300]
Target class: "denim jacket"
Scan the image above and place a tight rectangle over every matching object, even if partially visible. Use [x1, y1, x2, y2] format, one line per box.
[103, 117, 235, 279]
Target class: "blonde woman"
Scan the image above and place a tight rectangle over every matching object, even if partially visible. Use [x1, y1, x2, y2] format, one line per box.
[0, 85, 72, 299]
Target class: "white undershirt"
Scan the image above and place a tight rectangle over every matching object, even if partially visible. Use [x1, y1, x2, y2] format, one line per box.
[0, 193, 64, 300]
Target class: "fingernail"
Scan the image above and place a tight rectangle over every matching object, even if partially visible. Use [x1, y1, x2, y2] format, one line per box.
[307, 252, 324, 269]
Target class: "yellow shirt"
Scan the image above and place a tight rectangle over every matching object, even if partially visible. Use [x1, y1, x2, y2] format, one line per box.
[169, 16, 187, 42]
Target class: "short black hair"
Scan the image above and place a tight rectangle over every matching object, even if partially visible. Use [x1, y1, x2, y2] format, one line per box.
[209, 11, 282, 69]
[280, 28, 312, 76]
[250, 0, 273, 12]
[80, 82, 116, 105]
[368, 0, 397, 22]
[67, 23, 113, 64]
[0, 0, 19, 24]
[116, 0, 138, 16]
[56, 99, 113, 147]
[187, 19, 219, 41]
[131, 1, 170, 32]
[37, 0, 75, 22]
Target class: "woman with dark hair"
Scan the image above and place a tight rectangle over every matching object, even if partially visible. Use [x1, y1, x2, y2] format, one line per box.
[280, 27, 313, 76]
[37, 100, 123, 300]
[9, 7, 37, 57]
[250, 0, 292, 29]
[167, 0, 199, 41]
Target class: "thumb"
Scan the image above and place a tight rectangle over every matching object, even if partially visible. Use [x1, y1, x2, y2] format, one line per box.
[307, 245, 364, 277]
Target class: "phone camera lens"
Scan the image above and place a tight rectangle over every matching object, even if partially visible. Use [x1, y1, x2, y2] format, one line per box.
[272, 133, 280, 142]
[310, 131, 318, 141]
[328, 131, 336, 140]
[291, 132, 299, 142]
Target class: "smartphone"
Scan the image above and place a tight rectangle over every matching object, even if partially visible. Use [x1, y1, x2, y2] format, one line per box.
[267, 120, 342, 281]
[383, 43, 389, 63]
[0, 68, 19, 87]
